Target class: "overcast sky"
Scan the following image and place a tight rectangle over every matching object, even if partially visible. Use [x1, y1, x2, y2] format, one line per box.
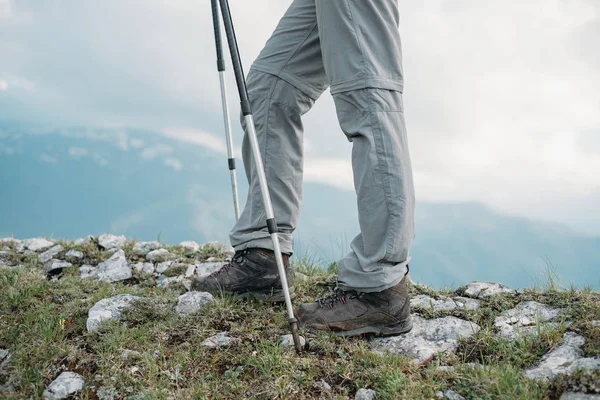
[1, 0, 599, 233]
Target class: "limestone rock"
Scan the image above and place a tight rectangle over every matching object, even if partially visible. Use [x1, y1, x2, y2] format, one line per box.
[464, 281, 515, 298]
[44, 260, 72, 274]
[19, 238, 54, 252]
[133, 241, 161, 256]
[97, 250, 132, 283]
[495, 301, 562, 339]
[98, 234, 127, 250]
[65, 250, 83, 261]
[175, 291, 215, 315]
[133, 262, 154, 274]
[86, 294, 139, 331]
[38, 245, 64, 263]
[156, 274, 185, 288]
[0, 237, 20, 250]
[524, 332, 600, 380]
[185, 263, 196, 278]
[195, 261, 224, 279]
[42, 371, 84, 399]
[443, 389, 466, 400]
[155, 261, 173, 274]
[179, 241, 200, 252]
[0, 251, 10, 267]
[202, 332, 238, 349]
[560, 393, 600, 400]
[279, 334, 306, 348]
[411, 295, 481, 312]
[314, 380, 332, 391]
[79, 265, 98, 280]
[355, 388, 376, 400]
[146, 249, 173, 263]
[0, 348, 10, 374]
[370, 315, 480, 364]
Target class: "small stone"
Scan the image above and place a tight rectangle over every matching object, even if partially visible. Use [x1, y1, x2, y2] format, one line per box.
[463, 281, 515, 298]
[560, 393, 600, 400]
[155, 261, 173, 274]
[44, 260, 72, 274]
[0, 251, 10, 267]
[133, 262, 154, 274]
[370, 315, 480, 364]
[86, 294, 139, 331]
[175, 291, 215, 315]
[495, 301, 562, 339]
[355, 388, 376, 400]
[444, 389, 466, 400]
[97, 250, 132, 283]
[156, 274, 185, 287]
[202, 332, 238, 349]
[132, 241, 161, 256]
[315, 380, 332, 391]
[96, 385, 118, 400]
[195, 261, 224, 279]
[39, 245, 64, 263]
[524, 332, 600, 380]
[0, 348, 10, 373]
[65, 250, 83, 261]
[42, 371, 84, 399]
[79, 265, 98, 280]
[295, 272, 310, 282]
[98, 234, 127, 250]
[73, 238, 86, 246]
[146, 249, 173, 263]
[121, 349, 141, 362]
[279, 334, 306, 348]
[185, 263, 196, 278]
[179, 241, 200, 252]
[592, 321, 600, 327]
[19, 238, 54, 252]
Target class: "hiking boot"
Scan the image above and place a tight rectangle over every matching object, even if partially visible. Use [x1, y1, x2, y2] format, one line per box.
[190, 248, 294, 302]
[296, 276, 412, 337]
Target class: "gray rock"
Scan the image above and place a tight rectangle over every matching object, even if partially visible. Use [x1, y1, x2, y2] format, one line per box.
[295, 272, 310, 282]
[65, 250, 83, 261]
[73, 238, 86, 246]
[0, 348, 10, 373]
[0, 251, 10, 267]
[19, 238, 54, 252]
[175, 291, 215, 315]
[202, 332, 238, 349]
[315, 380, 332, 391]
[370, 315, 480, 364]
[524, 332, 600, 380]
[97, 250, 132, 283]
[98, 234, 127, 250]
[355, 388, 376, 400]
[86, 294, 139, 331]
[132, 241, 161, 256]
[156, 274, 185, 287]
[80, 265, 98, 280]
[146, 249, 173, 263]
[560, 393, 600, 400]
[495, 301, 562, 339]
[44, 260, 72, 274]
[453, 296, 482, 310]
[155, 261, 173, 274]
[179, 241, 200, 252]
[133, 262, 154, 274]
[279, 334, 306, 348]
[444, 389, 466, 400]
[411, 295, 481, 312]
[185, 263, 196, 278]
[464, 281, 515, 298]
[121, 349, 141, 362]
[96, 385, 118, 400]
[592, 321, 600, 327]
[39, 245, 64, 263]
[42, 371, 84, 399]
[195, 261, 224, 279]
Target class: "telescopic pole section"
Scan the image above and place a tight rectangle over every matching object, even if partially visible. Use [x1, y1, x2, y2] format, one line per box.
[211, 0, 240, 220]
[218, 0, 302, 353]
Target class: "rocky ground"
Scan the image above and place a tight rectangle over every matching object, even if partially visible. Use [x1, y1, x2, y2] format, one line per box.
[0, 235, 599, 399]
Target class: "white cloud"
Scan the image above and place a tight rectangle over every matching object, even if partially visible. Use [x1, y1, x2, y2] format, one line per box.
[68, 146, 88, 159]
[141, 144, 172, 159]
[92, 153, 108, 167]
[162, 127, 240, 156]
[130, 138, 144, 149]
[163, 157, 183, 172]
[0, 80, 7, 91]
[39, 154, 57, 164]
[304, 158, 354, 190]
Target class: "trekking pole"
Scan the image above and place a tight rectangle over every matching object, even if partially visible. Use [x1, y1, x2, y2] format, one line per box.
[217, 0, 303, 353]
[211, 0, 240, 221]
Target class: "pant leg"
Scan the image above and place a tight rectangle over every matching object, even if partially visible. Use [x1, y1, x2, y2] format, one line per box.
[229, 0, 328, 254]
[316, 0, 415, 292]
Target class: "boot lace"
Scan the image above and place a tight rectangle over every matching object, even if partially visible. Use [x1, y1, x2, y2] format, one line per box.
[317, 287, 362, 309]
[211, 250, 248, 277]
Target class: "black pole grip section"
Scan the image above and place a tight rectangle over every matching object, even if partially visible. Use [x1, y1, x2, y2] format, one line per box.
[218, 0, 252, 116]
[266, 218, 278, 234]
[211, 0, 225, 72]
[228, 158, 236, 170]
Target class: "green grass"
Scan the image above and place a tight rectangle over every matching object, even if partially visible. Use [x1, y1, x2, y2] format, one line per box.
[0, 241, 599, 399]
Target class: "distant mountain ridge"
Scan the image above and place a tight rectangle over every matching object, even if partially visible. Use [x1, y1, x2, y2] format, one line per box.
[0, 121, 598, 289]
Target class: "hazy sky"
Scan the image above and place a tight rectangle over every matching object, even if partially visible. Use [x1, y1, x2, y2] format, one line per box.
[1, 0, 599, 233]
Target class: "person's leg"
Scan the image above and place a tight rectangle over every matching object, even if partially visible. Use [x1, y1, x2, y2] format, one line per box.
[193, 0, 329, 299]
[318, 0, 415, 293]
[229, 0, 328, 255]
[295, 0, 414, 335]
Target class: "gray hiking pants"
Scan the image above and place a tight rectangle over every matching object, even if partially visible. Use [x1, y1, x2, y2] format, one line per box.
[229, 0, 415, 292]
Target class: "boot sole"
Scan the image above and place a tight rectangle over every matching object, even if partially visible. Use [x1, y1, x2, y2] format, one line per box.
[328, 315, 413, 338]
[235, 287, 296, 303]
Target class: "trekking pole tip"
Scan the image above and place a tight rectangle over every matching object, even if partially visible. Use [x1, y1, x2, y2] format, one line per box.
[289, 318, 302, 354]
